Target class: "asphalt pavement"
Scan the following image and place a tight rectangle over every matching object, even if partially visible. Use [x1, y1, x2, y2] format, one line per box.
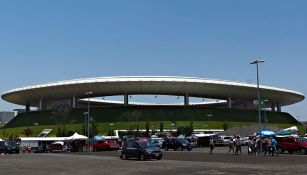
[0, 146, 306, 175]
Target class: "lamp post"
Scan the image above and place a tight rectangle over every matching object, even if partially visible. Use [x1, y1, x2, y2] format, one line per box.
[85, 91, 93, 152]
[250, 59, 264, 153]
[171, 123, 175, 135]
[83, 112, 88, 136]
[109, 123, 114, 136]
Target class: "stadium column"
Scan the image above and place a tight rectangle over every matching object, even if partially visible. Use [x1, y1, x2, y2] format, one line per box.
[271, 103, 276, 112]
[276, 102, 281, 112]
[39, 98, 43, 111]
[25, 103, 30, 112]
[227, 97, 232, 108]
[184, 93, 189, 107]
[71, 96, 77, 108]
[124, 93, 128, 106]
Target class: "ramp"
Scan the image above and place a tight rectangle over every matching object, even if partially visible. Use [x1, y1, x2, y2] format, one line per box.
[37, 129, 52, 137]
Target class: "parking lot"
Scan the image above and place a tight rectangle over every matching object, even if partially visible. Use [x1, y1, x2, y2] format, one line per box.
[0, 147, 306, 175]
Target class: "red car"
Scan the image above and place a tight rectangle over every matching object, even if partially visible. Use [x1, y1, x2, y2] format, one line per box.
[137, 137, 149, 142]
[276, 136, 307, 155]
[92, 140, 120, 151]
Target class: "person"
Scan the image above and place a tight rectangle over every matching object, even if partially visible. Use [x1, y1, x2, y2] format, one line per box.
[209, 137, 214, 154]
[228, 137, 235, 154]
[254, 138, 259, 156]
[271, 137, 277, 156]
[235, 136, 241, 155]
[248, 137, 254, 155]
[263, 138, 269, 155]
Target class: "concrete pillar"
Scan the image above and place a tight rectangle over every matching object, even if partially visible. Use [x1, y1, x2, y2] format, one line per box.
[38, 99, 43, 111]
[227, 97, 232, 108]
[184, 94, 189, 107]
[72, 96, 77, 108]
[271, 103, 276, 112]
[276, 102, 281, 112]
[26, 103, 30, 112]
[124, 93, 128, 106]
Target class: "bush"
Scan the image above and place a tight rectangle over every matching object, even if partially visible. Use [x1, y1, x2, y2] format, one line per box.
[24, 127, 33, 136]
[222, 122, 229, 131]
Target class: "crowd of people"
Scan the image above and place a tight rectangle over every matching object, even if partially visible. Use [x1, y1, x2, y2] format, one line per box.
[247, 136, 278, 156]
[209, 135, 278, 156]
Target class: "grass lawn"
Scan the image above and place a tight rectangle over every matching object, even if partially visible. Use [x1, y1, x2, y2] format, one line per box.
[0, 121, 305, 138]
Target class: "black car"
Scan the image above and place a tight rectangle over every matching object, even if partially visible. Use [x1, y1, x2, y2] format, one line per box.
[120, 141, 162, 161]
[33, 145, 51, 153]
[162, 138, 192, 151]
[0, 141, 20, 154]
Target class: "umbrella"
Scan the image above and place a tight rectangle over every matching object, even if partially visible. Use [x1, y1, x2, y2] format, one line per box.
[257, 130, 276, 136]
[93, 136, 105, 140]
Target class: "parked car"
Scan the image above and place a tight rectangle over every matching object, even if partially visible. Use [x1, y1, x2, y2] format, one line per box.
[149, 138, 164, 148]
[92, 139, 120, 151]
[33, 145, 51, 153]
[276, 136, 307, 155]
[240, 137, 249, 146]
[162, 138, 192, 151]
[120, 141, 162, 161]
[219, 136, 233, 146]
[0, 141, 20, 154]
[50, 141, 70, 152]
[185, 137, 198, 148]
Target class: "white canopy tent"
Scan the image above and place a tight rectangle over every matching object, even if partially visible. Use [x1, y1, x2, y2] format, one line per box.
[65, 132, 88, 140]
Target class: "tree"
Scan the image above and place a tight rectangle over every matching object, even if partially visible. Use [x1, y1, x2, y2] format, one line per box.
[24, 127, 33, 136]
[89, 118, 99, 138]
[151, 128, 156, 136]
[176, 126, 185, 136]
[135, 124, 140, 137]
[176, 126, 193, 136]
[159, 122, 164, 132]
[189, 119, 194, 133]
[145, 119, 150, 137]
[52, 104, 71, 137]
[222, 122, 229, 131]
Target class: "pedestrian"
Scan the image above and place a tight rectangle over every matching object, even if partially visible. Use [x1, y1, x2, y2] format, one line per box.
[271, 137, 277, 156]
[235, 136, 241, 155]
[248, 137, 254, 155]
[254, 138, 260, 156]
[209, 137, 215, 154]
[228, 137, 235, 154]
[263, 137, 269, 155]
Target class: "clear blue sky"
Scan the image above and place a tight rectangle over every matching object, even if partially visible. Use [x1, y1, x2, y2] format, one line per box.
[0, 1, 306, 120]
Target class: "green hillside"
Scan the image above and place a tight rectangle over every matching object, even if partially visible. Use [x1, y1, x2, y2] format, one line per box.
[1, 121, 304, 138]
[4, 106, 298, 128]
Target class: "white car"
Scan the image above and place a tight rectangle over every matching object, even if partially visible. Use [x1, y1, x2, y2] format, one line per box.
[149, 138, 164, 148]
[219, 136, 233, 146]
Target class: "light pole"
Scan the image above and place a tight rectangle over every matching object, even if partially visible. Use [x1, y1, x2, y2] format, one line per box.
[250, 59, 264, 153]
[171, 123, 175, 135]
[85, 91, 93, 152]
[109, 123, 114, 136]
[83, 112, 88, 136]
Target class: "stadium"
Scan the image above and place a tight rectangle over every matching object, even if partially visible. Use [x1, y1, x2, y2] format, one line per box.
[0, 76, 305, 135]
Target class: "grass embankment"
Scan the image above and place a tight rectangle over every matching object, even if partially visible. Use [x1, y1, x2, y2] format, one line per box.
[0, 121, 304, 138]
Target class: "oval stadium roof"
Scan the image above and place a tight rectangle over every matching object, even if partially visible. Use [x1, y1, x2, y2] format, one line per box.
[1, 76, 305, 107]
